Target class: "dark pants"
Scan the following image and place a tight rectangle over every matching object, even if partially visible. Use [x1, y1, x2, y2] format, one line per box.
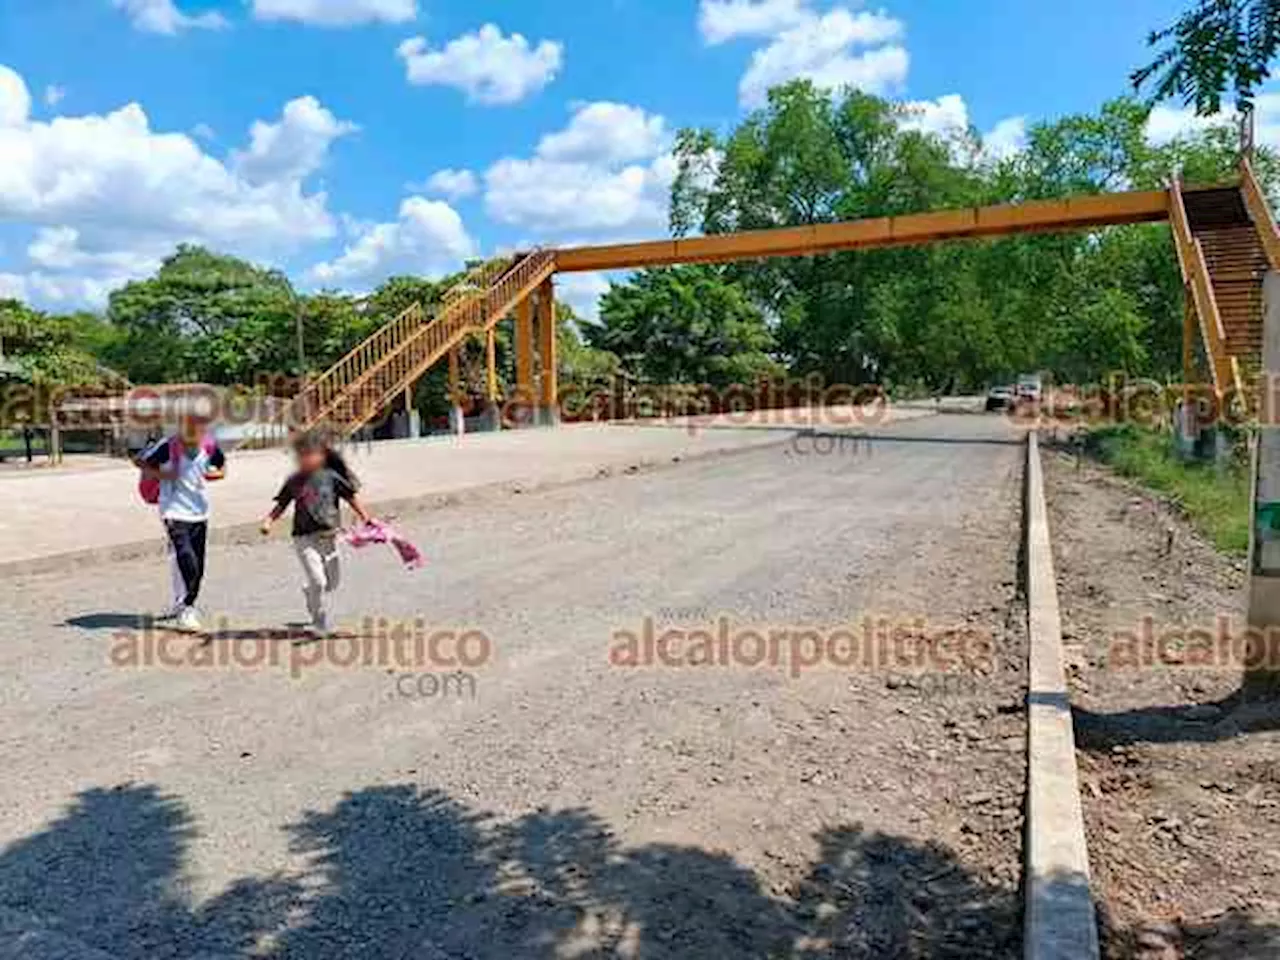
[164, 520, 208, 606]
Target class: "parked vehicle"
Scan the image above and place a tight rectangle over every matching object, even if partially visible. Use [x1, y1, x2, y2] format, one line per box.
[985, 385, 1015, 412]
[1015, 374, 1043, 404]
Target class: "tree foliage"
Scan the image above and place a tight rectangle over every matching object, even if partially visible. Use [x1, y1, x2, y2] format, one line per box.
[1134, 0, 1280, 115]
[588, 265, 779, 388]
[0, 299, 118, 385]
[651, 80, 1272, 393]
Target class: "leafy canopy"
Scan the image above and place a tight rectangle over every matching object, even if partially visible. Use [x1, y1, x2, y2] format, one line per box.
[1134, 0, 1280, 114]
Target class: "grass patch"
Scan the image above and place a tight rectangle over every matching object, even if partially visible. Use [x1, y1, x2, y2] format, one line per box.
[1081, 424, 1251, 555]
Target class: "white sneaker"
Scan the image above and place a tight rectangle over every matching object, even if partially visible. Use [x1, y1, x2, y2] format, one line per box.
[156, 603, 185, 621]
[174, 606, 203, 633]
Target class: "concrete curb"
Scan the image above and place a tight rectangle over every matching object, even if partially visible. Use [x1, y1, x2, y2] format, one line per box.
[1, 429, 799, 579]
[1023, 431, 1099, 959]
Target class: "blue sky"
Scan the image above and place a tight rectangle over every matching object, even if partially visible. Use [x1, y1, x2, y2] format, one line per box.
[0, 0, 1223, 315]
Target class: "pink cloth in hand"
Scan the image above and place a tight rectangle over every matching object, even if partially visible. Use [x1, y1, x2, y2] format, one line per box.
[343, 520, 425, 570]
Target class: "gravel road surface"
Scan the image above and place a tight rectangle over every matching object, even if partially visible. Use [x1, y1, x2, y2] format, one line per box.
[0, 414, 1026, 959]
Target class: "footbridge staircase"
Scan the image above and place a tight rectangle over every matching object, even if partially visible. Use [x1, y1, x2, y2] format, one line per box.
[1170, 159, 1280, 403]
[278, 249, 556, 440]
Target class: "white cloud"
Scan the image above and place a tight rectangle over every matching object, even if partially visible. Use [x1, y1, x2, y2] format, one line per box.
[26, 226, 156, 274]
[738, 8, 908, 108]
[481, 103, 676, 238]
[0, 65, 31, 127]
[306, 196, 475, 286]
[1145, 105, 1224, 144]
[896, 94, 1024, 165]
[233, 95, 357, 186]
[537, 102, 670, 165]
[397, 25, 563, 105]
[699, 0, 808, 44]
[0, 102, 333, 246]
[251, 0, 417, 27]
[0, 273, 25, 300]
[0, 63, 350, 307]
[982, 116, 1027, 162]
[1146, 105, 1220, 143]
[112, 0, 228, 35]
[43, 85, 66, 109]
[557, 271, 613, 322]
[897, 95, 1026, 163]
[1144, 93, 1280, 152]
[486, 157, 675, 235]
[421, 168, 479, 200]
[899, 94, 969, 138]
[0, 270, 127, 307]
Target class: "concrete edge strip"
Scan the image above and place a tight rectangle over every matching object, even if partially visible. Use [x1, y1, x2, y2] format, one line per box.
[1024, 431, 1100, 960]
[0, 430, 797, 579]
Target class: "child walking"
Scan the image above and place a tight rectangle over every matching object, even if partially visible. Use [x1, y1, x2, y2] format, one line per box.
[261, 430, 372, 636]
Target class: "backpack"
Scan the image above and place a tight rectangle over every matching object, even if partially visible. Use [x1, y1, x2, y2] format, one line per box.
[138, 434, 216, 505]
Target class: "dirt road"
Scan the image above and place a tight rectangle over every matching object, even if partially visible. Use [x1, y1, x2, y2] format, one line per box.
[0, 414, 1027, 959]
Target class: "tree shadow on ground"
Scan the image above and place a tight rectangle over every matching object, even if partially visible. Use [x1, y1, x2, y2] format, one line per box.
[1182, 909, 1280, 958]
[0, 783, 298, 959]
[3, 780, 1274, 958]
[1098, 905, 1280, 960]
[1074, 694, 1280, 748]
[271, 783, 1024, 959]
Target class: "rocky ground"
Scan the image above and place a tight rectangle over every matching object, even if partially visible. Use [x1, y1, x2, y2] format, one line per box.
[1045, 450, 1280, 959]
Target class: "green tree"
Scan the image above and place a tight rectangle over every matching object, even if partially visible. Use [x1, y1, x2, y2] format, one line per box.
[1134, 0, 1280, 114]
[366, 275, 448, 320]
[588, 266, 778, 388]
[0, 300, 120, 385]
[670, 83, 1270, 391]
[106, 245, 298, 384]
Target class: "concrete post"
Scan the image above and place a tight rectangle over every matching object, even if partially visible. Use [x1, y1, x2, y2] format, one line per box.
[448, 347, 465, 438]
[1246, 271, 1280, 695]
[402, 385, 420, 438]
[482, 326, 501, 432]
[536, 277, 559, 426]
[513, 297, 535, 428]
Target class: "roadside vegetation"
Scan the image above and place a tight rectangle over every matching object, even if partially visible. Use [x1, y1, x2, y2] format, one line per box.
[1082, 423, 1251, 554]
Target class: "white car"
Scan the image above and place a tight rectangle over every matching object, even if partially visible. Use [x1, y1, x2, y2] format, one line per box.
[1015, 375, 1042, 404]
[985, 385, 1014, 412]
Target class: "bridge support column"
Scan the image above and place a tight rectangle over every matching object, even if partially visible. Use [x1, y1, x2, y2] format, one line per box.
[514, 295, 536, 428]
[1247, 272, 1280, 696]
[1175, 297, 1199, 458]
[1182, 296, 1196, 391]
[480, 326, 501, 431]
[402, 384, 421, 438]
[448, 346, 465, 438]
[536, 277, 559, 426]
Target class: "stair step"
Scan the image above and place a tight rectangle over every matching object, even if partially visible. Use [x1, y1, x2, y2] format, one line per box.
[1185, 187, 1250, 229]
